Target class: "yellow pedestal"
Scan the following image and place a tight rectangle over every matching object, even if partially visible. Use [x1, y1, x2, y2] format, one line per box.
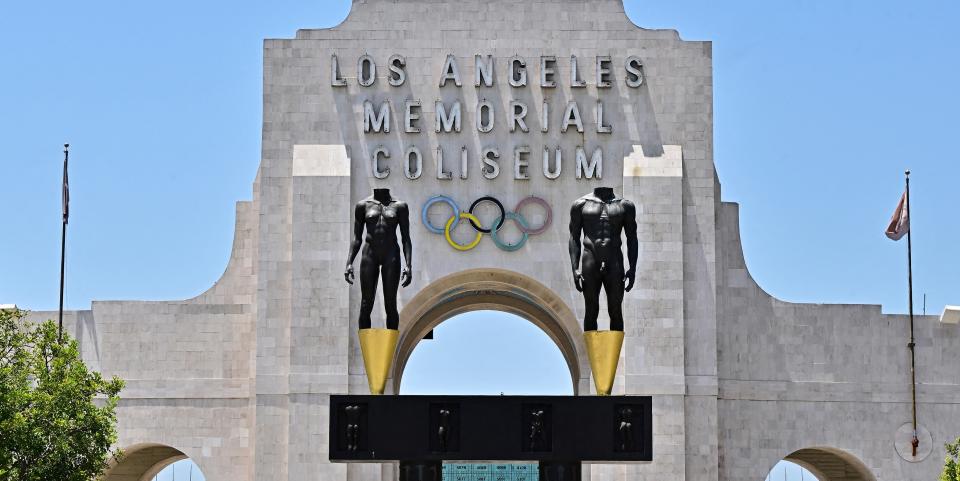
[583, 330, 624, 396]
[359, 328, 399, 395]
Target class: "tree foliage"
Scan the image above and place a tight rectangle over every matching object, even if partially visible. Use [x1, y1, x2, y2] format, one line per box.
[0, 308, 124, 481]
[943, 437, 960, 481]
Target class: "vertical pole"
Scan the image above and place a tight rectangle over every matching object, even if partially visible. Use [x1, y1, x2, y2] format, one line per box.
[905, 170, 919, 457]
[58, 144, 69, 343]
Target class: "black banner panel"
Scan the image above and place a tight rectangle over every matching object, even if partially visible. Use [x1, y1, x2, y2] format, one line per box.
[329, 395, 652, 463]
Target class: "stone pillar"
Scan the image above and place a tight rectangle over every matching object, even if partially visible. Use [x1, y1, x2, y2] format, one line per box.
[287, 144, 354, 481]
[619, 145, 686, 481]
[254, 133, 294, 481]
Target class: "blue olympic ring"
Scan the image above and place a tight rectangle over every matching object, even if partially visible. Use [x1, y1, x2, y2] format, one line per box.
[420, 195, 553, 251]
[421, 195, 460, 234]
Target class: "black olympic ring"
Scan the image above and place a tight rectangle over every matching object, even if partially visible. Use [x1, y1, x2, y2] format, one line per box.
[468, 196, 506, 233]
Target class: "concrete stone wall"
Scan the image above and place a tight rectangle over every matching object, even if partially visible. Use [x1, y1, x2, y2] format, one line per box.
[23, 1, 958, 480]
[716, 201, 960, 480]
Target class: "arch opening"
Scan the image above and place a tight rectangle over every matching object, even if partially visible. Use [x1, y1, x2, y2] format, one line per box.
[102, 443, 204, 481]
[399, 310, 575, 395]
[765, 460, 821, 481]
[145, 459, 205, 481]
[392, 268, 588, 395]
[765, 447, 875, 481]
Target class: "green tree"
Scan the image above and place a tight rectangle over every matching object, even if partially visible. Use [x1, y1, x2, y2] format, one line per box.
[943, 437, 960, 481]
[0, 308, 124, 481]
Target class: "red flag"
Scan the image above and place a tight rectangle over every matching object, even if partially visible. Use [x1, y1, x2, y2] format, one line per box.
[885, 191, 909, 240]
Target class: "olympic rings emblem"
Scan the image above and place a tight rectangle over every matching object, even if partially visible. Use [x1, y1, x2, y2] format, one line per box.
[422, 195, 553, 251]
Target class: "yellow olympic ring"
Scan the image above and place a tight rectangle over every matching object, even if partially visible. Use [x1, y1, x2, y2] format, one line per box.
[444, 212, 483, 251]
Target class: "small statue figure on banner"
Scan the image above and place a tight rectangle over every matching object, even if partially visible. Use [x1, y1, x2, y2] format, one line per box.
[345, 405, 361, 452]
[438, 409, 450, 452]
[529, 409, 546, 451]
[618, 407, 634, 452]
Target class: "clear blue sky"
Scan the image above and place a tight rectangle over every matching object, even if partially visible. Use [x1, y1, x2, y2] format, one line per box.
[2, 0, 956, 314]
[2, 1, 958, 479]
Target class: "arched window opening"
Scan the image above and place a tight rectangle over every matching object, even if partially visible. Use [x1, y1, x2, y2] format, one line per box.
[400, 310, 573, 395]
[765, 460, 820, 481]
[101, 444, 205, 481]
[766, 447, 875, 481]
[150, 459, 205, 481]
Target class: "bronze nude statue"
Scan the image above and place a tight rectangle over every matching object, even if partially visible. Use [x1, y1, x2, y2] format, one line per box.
[569, 187, 638, 396]
[568, 187, 638, 332]
[345, 188, 413, 330]
[345, 188, 412, 395]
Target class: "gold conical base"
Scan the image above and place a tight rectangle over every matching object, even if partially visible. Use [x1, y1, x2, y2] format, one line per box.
[359, 328, 399, 395]
[584, 330, 624, 396]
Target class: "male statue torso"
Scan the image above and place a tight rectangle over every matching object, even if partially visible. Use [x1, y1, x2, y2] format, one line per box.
[569, 187, 638, 331]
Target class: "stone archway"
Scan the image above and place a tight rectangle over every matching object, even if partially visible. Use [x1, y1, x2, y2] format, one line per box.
[773, 447, 875, 481]
[101, 443, 192, 481]
[392, 268, 589, 394]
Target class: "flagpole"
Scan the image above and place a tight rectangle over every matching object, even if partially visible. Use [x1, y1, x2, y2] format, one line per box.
[58, 143, 69, 343]
[905, 169, 919, 457]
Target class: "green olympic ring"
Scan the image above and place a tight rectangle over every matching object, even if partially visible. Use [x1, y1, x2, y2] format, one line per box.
[489, 212, 530, 251]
